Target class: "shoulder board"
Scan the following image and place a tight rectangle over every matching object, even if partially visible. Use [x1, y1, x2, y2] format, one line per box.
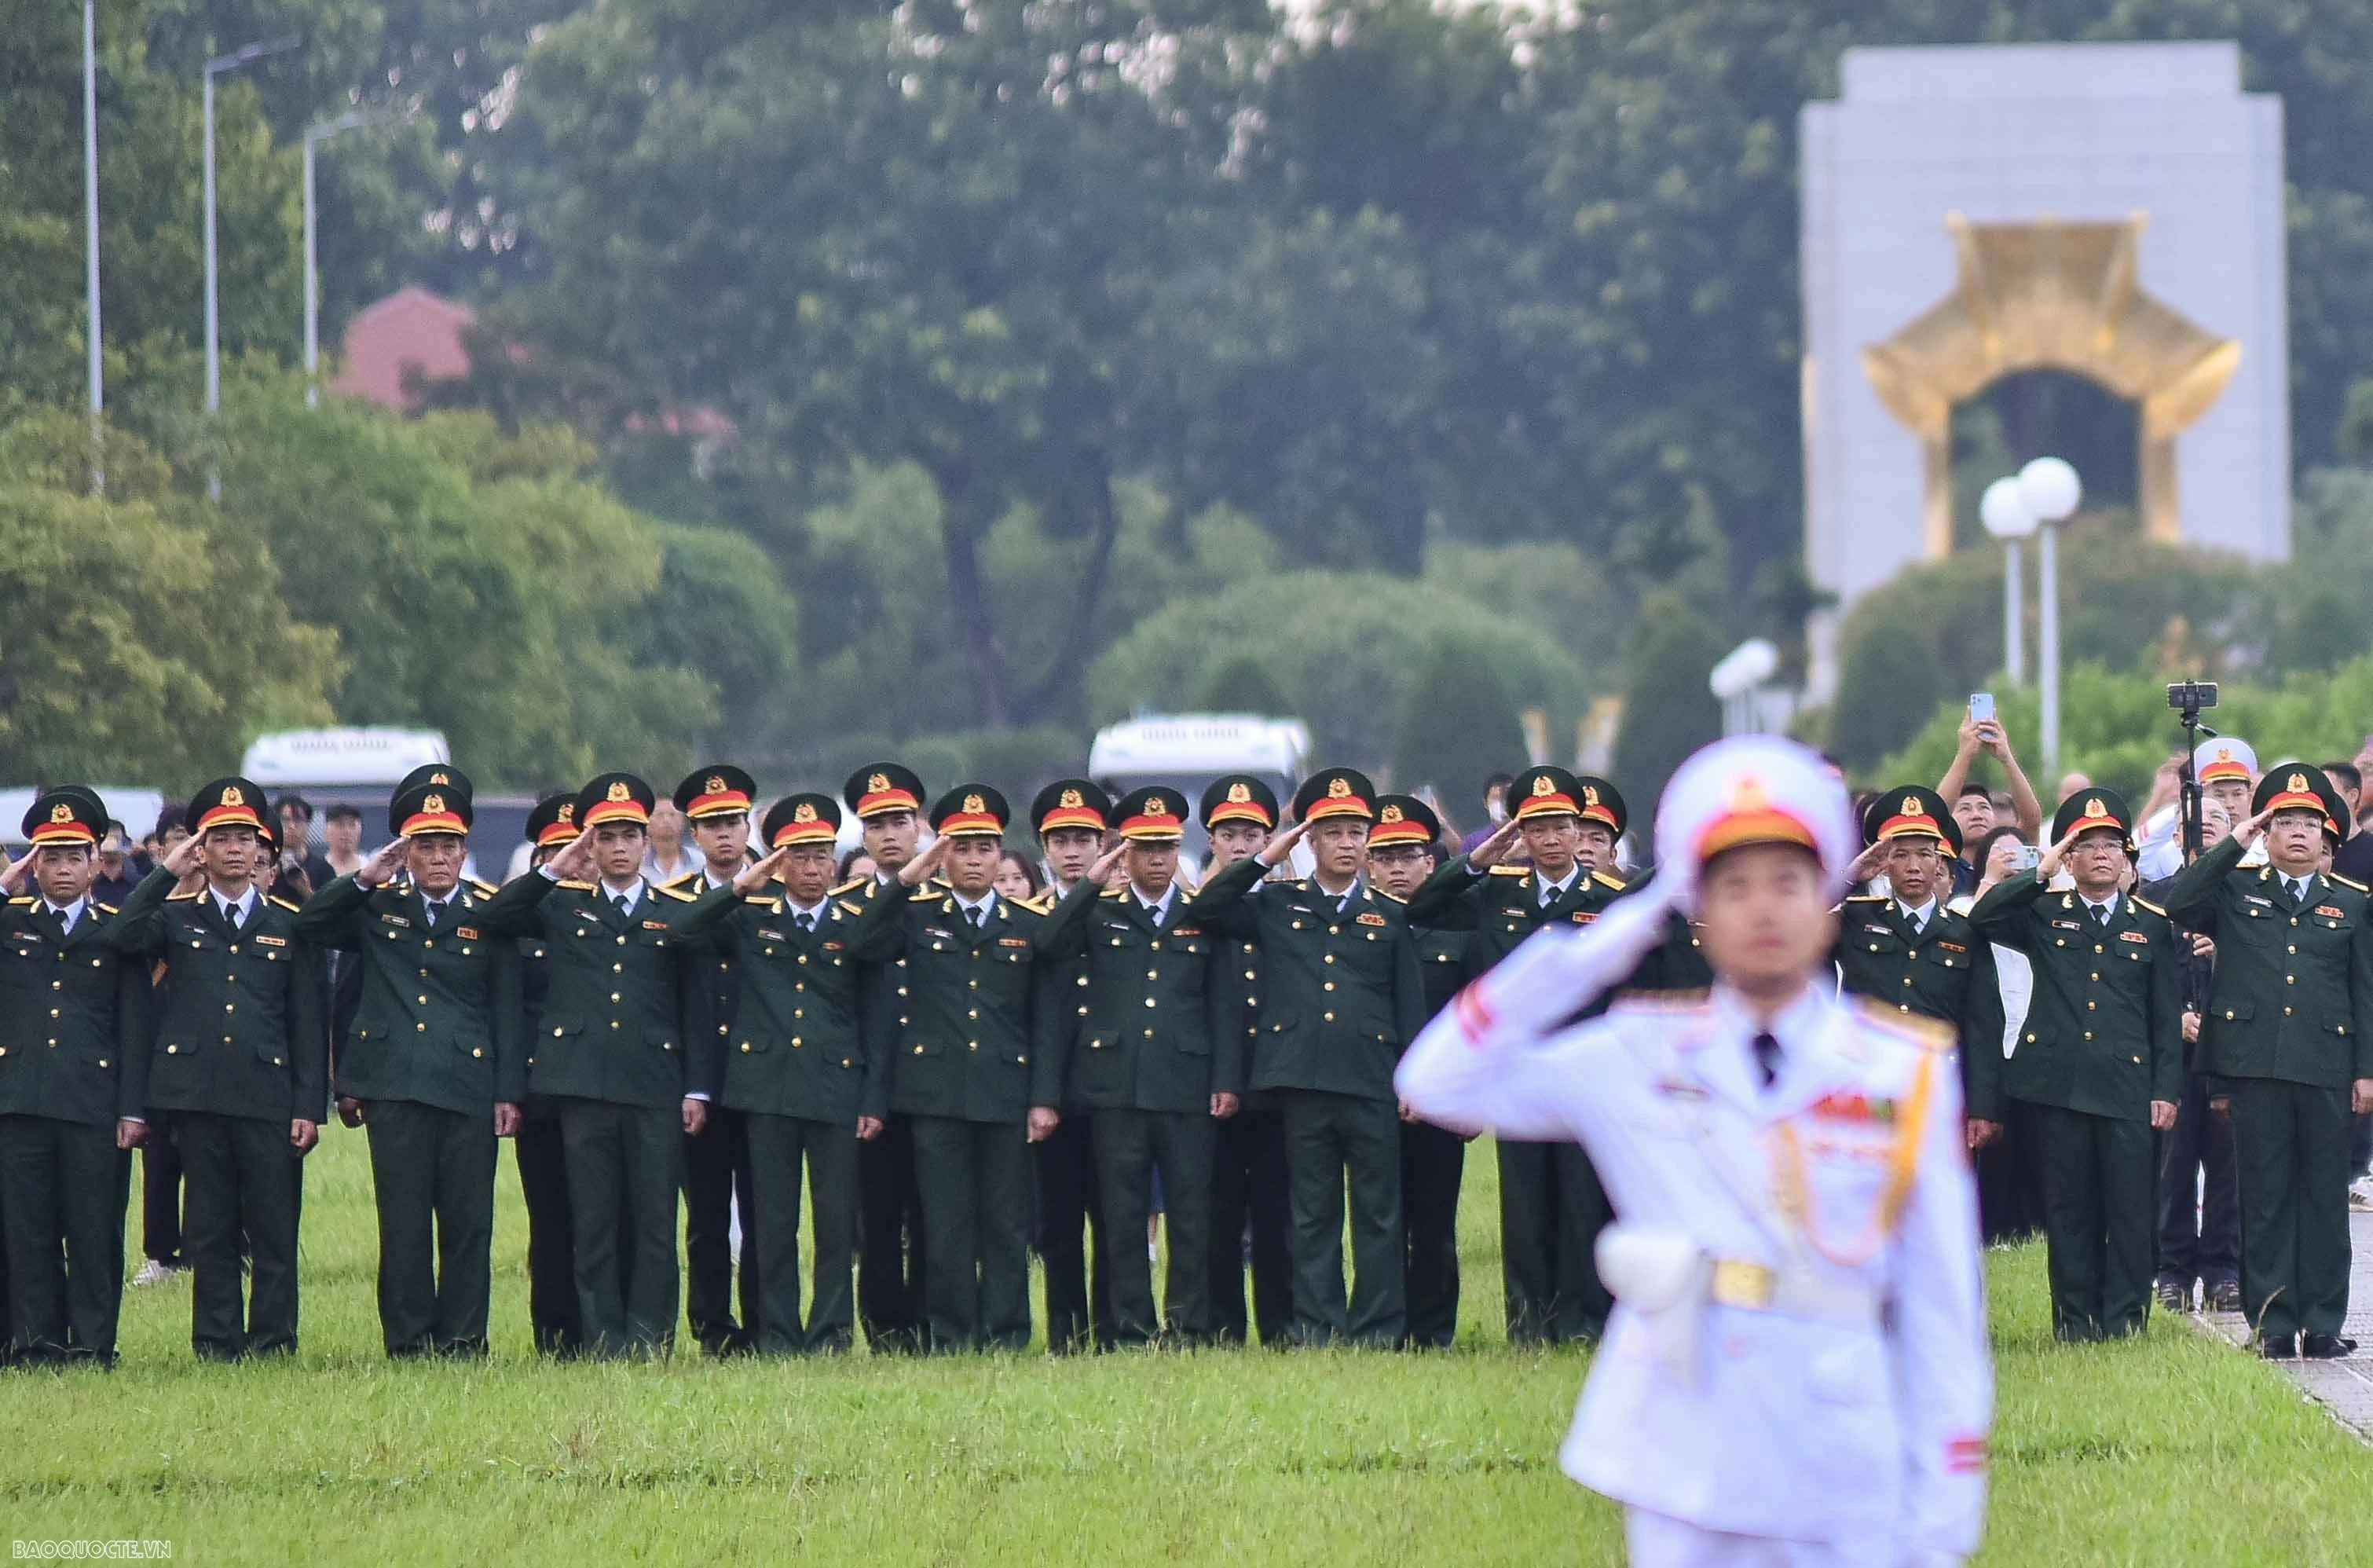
[1371, 887, 1407, 905]
[742, 894, 782, 911]
[94, 902, 119, 915]
[661, 872, 700, 893]
[2332, 874, 2369, 895]
[1178, 888, 1196, 903]
[837, 899, 864, 917]
[1592, 870, 1628, 891]
[1487, 865, 1529, 877]
[654, 883, 697, 903]
[268, 896, 301, 914]
[930, 874, 953, 888]
[829, 876, 869, 898]
[556, 879, 596, 892]
[1845, 894, 1887, 903]
[2131, 896, 2169, 918]
[1101, 886, 1129, 900]
[5, 896, 31, 907]
[1853, 996, 1954, 1053]
[1022, 891, 1057, 914]
[166, 888, 201, 902]
[910, 888, 942, 903]
[468, 878, 499, 899]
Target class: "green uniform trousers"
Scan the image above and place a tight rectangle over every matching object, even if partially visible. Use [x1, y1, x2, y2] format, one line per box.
[1495, 1139, 1611, 1344]
[1207, 1107, 1291, 1346]
[1093, 1108, 1214, 1345]
[2229, 1078, 2354, 1340]
[743, 1113, 859, 1354]
[178, 1112, 304, 1361]
[1400, 1120, 1466, 1349]
[2025, 1101, 2156, 1340]
[0, 1116, 130, 1365]
[910, 1115, 1033, 1352]
[513, 1109, 580, 1355]
[1275, 1089, 1404, 1347]
[556, 1099, 684, 1357]
[363, 1101, 496, 1357]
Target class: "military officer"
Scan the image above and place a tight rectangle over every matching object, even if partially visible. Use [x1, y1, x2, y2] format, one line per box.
[115, 778, 326, 1361]
[839, 786, 1067, 1351]
[1838, 787, 2006, 1152]
[477, 773, 718, 1357]
[1360, 794, 1470, 1349]
[666, 764, 762, 1355]
[0, 789, 149, 1365]
[512, 793, 584, 1355]
[1404, 766, 1632, 1344]
[1968, 788, 2181, 1341]
[1038, 787, 1235, 1345]
[699, 793, 884, 1354]
[2160, 764, 2373, 1358]
[1027, 777, 1113, 1352]
[1195, 768, 1424, 1349]
[844, 762, 932, 1355]
[1397, 737, 1990, 1566]
[1197, 775, 1293, 1347]
[296, 775, 522, 1357]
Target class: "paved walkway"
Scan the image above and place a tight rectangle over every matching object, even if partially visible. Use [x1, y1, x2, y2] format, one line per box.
[2198, 1208, 2373, 1438]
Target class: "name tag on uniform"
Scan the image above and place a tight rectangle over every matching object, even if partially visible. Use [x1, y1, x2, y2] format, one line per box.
[1287, 903, 1315, 915]
[641, 918, 668, 931]
[757, 929, 786, 942]
[255, 934, 287, 948]
[2317, 905, 2346, 919]
[1356, 911, 1386, 927]
[925, 926, 956, 940]
[379, 913, 411, 928]
[456, 926, 479, 940]
[2244, 895, 2272, 907]
[2050, 919, 2082, 931]
[1863, 923, 1892, 935]
[2120, 931, 2151, 944]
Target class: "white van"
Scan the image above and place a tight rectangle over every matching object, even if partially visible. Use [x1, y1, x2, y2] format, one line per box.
[1088, 713, 1310, 862]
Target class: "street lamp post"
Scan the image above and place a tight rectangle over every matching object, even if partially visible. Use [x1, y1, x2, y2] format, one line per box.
[203, 35, 297, 500]
[83, 0, 103, 494]
[2017, 456, 2085, 777]
[1979, 477, 2036, 684]
[302, 110, 370, 408]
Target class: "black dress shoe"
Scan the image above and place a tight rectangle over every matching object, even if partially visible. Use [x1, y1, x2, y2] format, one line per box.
[2154, 1277, 2192, 1312]
[2259, 1332, 2298, 1359]
[2302, 1333, 2358, 1360]
[2208, 1280, 2243, 1313]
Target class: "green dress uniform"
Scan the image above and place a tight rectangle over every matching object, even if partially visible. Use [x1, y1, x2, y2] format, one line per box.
[295, 777, 525, 1357]
[0, 789, 148, 1365]
[701, 793, 882, 1354]
[2159, 767, 2373, 1353]
[845, 764, 932, 1356]
[841, 786, 1066, 1353]
[666, 764, 762, 1356]
[116, 778, 327, 1361]
[512, 793, 582, 1356]
[1199, 777, 1293, 1348]
[1027, 778, 1115, 1354]
[1196, 769, 1426, 1348]
[476, 773, 720, 1358]
[1036, 787, 1234, 1345]
[1404, 768, 1636, 1345]
[1969, 789, 2181, 1339]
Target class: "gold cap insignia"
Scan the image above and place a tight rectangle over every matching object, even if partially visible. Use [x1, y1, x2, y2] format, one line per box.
[1059, 787, 1083, 809]
[1327, 777, 1352, 799]
[49, 801, 73, 825]
[869, 772, 890, 793]
[1148, 795, 1167, 816]
[1583, 786, 1599, 806]
[1227, 782, 1251, 804]
[2291, 771, 2310, 793]
[1380, 804, 1404, 824]
[1902, 794, 1921, 815]
[2217, 747, 2232, 761]
[796, 803, 820, 825]
[2083, 797, 2108, 819]
[221, 785, 244, 808]
[606, 781, 631, 803]
[706, 775, 727, 795]
[962, 793, 985, 815]
[423, 793, 446, 815]
[1531, 775, 1555, 797]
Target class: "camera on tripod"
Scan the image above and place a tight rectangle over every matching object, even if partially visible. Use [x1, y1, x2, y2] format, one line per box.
[2167, 680, 2219, 719]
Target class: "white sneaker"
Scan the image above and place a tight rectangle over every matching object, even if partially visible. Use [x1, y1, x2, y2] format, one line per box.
[2349, 1177, 2373, 1213]
[131, 1259, 178, 1286]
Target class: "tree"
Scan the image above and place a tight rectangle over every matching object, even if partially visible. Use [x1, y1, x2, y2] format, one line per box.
[1199, 656, 1290, 716]
[1612, 592, 1727, 810]
[1388, 639, 1526, 814]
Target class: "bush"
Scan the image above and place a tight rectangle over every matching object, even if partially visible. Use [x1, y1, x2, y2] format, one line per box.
[1611, 592, 1727, 808]
[1198, 656, 1291, 716]
[1387, 639, 1527, 813]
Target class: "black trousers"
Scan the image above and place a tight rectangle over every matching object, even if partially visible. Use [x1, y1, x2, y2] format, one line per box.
[557, 1099, 683, 1357]
[683, 1106, 757, 1354]
[364, 1101, 496, 1357]
[743, 1113, 859, 1354]
[2230, 1078, 2353, 1341]
[141, 1125, 184, 1266]
[910, 1115, 1033, 1352]
[513, 1108, 581, 1355]
[1399, 1120, 1467, 1349]
[1494, 1138, 1611, 1344]
[2027, 1101, 2156, 1341]
[1034, 1111, 1110, 1351]
[2157, 1072, 2239, 1291]
[1275, 1090, 1404, 1347]
[178, 1112, 303, 1360]
[857, 1116, 928, 1354]
[1207, 1105, 1291, 1346]
[0, 1116, 130, 1364]
[1094, 1108, 1214, 1344]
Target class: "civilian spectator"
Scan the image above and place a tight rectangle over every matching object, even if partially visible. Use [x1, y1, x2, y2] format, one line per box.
[322, 804, 368, 879]
[1457, 772, 1517, 855]
[90, 822, 140, 907]
[837, 849, 877, 885]
[2055, 771, 2092, 804]
[993, 850, 1043, 902]
[643, 798, 701, 883]
[274, 794, 335, 892]
[1935, 713, 2043, 896]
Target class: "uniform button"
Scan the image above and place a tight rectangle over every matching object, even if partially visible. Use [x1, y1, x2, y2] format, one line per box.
[49, 979, 60, 991]
[897, 987, 908, 997]
[1869, 943, 1880, 952]
[611, 992, 622, 1002]
[1016, 1054, 1026, 1064]
[1244, 969, 1256, 980]
[2055, 939, 2065, 947]
[2025, 1033, 2037, 1044]
[2292, 917, 2301, 926]
[2132, 1056, 2142, 1064]
[968, 979, 979, 991]
[2089, 973, 2099, 981]
[222, 1004, 233, 1014]
[2086, 1000, 2096, 1010]
[742, 1042, 753, 1053]
[2093, 944, 2104, 954]
[914, 1046, 925, 1055]
[164, 1045, 175, 1054]
[229, 944, 239, 955]
[416, 1022, 427, 1032]
[1898, 1003, 1910, 1013]
[1328, 926, 1340, 936]
[1144, 1028, 1155, 1038]
[2287, 976, 2296, 985]
[2225, 1010, 2236, 1021]
[1147, 969, 1159, 980]
[419, 969, 430, 978]
[472, 1048, 484, 1059]
[662, 1042, 672, 1050]
[719, 962, 729, 973]
[1324, 954, 1336, 965]
[47, 1039, 56, 1048]
[2285, 1006, 2294, 1017]
[1324, 981, 1335, 992]
[1077, 1006, 1089, 1017]
[610, 1020, 621, 1030]
[969, 1042, 978, 1051]
[1150, 941, 1163, 952]
[553, 1027, 565, 1037]
[1323, 1010, 1335, 1022]
[617, 936, 627, 945]
[613, 963, 624, 973]
[423, 940, 434, 951]
[1076, 975, 1089, 987]
[1901, 976, 1912, 987]
[2083, 1031, 2093, 1041]
[417, 995, 428, 1005]
[795, 982, 805, 993]
[794, 1008, 805, 1020]
[2289, 944, 2299, 954]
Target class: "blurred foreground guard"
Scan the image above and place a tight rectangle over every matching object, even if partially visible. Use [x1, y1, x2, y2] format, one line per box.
[117, 779, 327, 1361]
[0, 789, 149, 1365]
[1397, 738, 1990, 1566]
[2161, 764, 2373, 1359]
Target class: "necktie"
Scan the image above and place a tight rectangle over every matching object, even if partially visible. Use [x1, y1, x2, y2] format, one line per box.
[969, 906, 985, 929]
[796, 912, 815, 933]
[1752, 1031, 1783, 1088]
[423, 901, 440, 929]
[1903, 905, 1924, 935]
[613, 894, 631, 918]
[222, 899, 242, 932]
[2090, 901, 2110, 927]
[2289, 877, 2309, 906]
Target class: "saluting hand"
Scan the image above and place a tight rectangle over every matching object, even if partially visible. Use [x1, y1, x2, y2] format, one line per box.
[159, 830, 209, 881]
[1465, 815, 1522, 872]
[0, 850, 33, 896]
[896, 833, 953, 889]
[2034, 825, 2082, 881]
[2232, 805, 2280, 848]
[1088, 840, 1129, 885]
[1257, 819, 1310, 869]
[355, 837, 412, 889]
[1845, 841, 1888, 887]
[732, 844, 794, 895]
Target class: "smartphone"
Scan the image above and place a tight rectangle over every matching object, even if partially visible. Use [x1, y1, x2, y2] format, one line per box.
[2012, 844, 2039, 871]
[1968, 692, 1996, 723]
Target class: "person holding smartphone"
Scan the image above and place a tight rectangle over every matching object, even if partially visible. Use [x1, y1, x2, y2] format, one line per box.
[1936, 698, 2044, 898]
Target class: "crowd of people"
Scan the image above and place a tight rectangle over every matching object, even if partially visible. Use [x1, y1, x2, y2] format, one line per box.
[0, 711, 2365, 1373]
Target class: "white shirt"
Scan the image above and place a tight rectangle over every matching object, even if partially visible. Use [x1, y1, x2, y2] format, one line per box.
[2080, 891, 2120, 924]
[1898, 896, 1937, 935]
[44, 897, 87, 934]
[1313, 875, 1363, 912]
[213, 885, 257, 927]
[419, 892, 455, 927]
[952, 889, 997, 925]
[1536, 866, 1582, 908]
[783, 895, 829, 930]
[600, 880, 643, 915]
[1133, 884, 1177, 926]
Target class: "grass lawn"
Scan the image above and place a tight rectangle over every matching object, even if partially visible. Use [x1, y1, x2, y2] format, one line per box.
[2, 1130, 2368, 1564]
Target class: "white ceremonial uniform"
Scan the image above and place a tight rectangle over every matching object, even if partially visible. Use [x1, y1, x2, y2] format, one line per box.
[1397, 735, 1991, 1568]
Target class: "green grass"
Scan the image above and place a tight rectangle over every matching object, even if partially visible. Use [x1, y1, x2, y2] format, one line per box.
[2, 1133, 2368, 1564]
